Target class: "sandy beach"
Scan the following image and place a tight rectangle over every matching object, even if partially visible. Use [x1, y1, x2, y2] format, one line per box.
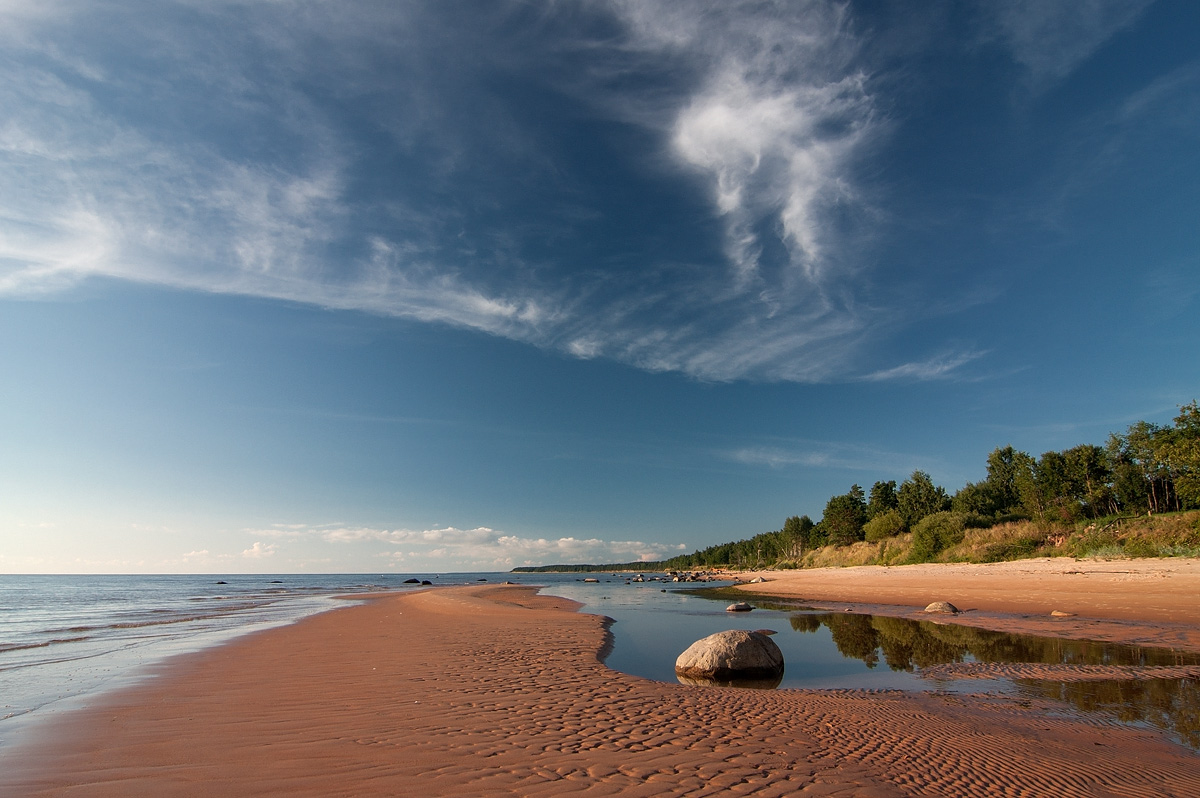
[734, 557, 1200, 653]
[6, 559, 1200, 797]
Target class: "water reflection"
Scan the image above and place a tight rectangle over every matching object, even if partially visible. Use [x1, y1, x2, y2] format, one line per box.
[790, 612, 1200, 672]
[1019, 678, 1200, 750]
[790, 611, 1200, 749]
[676, 672, 784, 690]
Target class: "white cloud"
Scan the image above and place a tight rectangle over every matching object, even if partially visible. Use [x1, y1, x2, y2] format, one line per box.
[249, 522, 684, 569]
[725, 440, 925, 475]
[728, 447, 827, 469]
[0, 0, 973, 384]
[241, 541, 276, 559]
[667, 35, 873, 285]
[859, 350, 985, 382]
[985, 0, 1153, 85]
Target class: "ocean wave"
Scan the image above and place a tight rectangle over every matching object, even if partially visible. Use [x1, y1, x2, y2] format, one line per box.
[0, 637, 91, 654]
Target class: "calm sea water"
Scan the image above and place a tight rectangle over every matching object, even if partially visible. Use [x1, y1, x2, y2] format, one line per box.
[3, 573, 1198, 752]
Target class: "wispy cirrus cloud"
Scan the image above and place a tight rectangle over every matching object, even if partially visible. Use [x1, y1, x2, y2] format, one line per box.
[0, 0, 974, 383]
[859, 350, 987, 383]
[984, 0, 1153, 85]
[725, 439, 929, 476]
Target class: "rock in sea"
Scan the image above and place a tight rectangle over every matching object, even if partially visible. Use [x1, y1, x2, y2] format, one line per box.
[726, 601, 753, 612]
[675, 630, 784, 683]
[923, 601, 959, 614]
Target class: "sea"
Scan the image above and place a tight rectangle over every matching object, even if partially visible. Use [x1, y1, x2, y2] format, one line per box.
[3, 572, 1199, 753]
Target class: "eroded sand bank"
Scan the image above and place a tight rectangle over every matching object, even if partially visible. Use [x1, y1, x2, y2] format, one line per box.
[5, 566, 1200, 797]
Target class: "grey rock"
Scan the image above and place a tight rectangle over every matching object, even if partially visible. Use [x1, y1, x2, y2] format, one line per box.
[923, 601, 960, 614]
[726, 601, 753, 612]
[675, 630, 784, 681]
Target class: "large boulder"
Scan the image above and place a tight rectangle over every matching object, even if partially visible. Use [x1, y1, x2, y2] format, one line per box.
[923, 601, 959, 614]
[675, 630, 784, 682]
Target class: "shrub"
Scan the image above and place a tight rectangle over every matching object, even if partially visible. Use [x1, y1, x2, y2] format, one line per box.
[1122, 536, 1159, 558]
[863, 510, 906, 542]
[979, 536, 1045, 563]
[910, 511, 968, 562]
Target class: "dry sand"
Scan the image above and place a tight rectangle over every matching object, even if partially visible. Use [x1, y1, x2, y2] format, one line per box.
[734, 557, 1200, 653]
[5, 559, 1200, 797]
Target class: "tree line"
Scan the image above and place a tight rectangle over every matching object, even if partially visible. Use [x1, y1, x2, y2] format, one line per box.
[647, 400, 1200, 571]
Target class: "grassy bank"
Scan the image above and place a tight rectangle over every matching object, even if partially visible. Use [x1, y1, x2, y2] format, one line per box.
[781, 510, 1200, 569]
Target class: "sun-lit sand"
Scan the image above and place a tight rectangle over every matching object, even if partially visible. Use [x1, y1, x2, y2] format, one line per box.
[734, 557, 1200, 652]
[6, 560, 1200, 797]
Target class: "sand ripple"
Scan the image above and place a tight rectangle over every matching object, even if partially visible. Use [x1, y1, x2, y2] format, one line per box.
[4, 585, 1198, 797]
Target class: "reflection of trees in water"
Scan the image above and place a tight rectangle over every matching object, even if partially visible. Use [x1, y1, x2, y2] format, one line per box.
[790, 612, 1200, 671]
[823, 614, 880, 668]
[1019, 678, 1200, 750]
[788, 611, 1200, 749]
[789, 614, 822, 634]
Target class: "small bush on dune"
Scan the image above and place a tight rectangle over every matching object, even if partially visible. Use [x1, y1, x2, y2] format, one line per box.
[863, 510, 905, 542]
[909, 512, 969, 562]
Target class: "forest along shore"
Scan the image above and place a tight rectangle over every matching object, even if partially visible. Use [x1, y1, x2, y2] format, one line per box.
[4, 582, 1200, 798]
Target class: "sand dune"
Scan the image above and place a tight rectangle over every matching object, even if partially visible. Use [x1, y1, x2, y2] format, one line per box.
[6, 568, 1200, 797]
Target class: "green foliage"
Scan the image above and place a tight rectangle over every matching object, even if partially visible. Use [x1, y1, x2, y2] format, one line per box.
[951, 480, 1001, 516]
[866, 480, 898, 519]
[985, 446, 1029, 513]
[863, 509, 905, 542]
[909, 511, 968, 562]
[521, 400, 1200, 574]
[1105, 405, 1200, 514]
[1170, 400, 1200, 509]
[897, 471, 950, 527]
[780, 514, 819, 559]
[978, 535, 1046, 563]
[822, 485, 868, 546]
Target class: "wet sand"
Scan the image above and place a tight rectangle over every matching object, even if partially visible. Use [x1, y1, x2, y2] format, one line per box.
[6, 562, 1200, 797]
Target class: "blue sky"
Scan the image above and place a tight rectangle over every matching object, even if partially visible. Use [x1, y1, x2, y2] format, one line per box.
[2, 0, 1197, 573]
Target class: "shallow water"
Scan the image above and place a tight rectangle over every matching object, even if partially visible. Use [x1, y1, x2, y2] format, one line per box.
[547, 576, 1200, 750]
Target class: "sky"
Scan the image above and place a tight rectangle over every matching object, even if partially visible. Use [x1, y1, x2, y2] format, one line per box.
[1, 0, 1198, 573]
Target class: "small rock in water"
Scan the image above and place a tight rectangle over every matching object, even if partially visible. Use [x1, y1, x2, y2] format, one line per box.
[923, 601, 960, 614]
[1050, 610, 1076, 617]
[726, 602, 753, 612]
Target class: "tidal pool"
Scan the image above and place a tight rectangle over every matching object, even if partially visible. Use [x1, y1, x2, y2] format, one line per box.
[543, 577, 1200, 750]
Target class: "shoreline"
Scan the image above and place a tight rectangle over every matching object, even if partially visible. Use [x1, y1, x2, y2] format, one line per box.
[730, 557, 1200, 653]
[5, 564, 1200, 796]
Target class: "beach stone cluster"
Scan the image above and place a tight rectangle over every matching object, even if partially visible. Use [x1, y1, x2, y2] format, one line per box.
[675, 630, 784, 682]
